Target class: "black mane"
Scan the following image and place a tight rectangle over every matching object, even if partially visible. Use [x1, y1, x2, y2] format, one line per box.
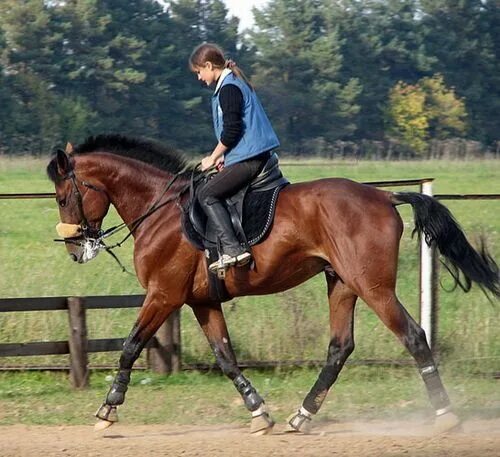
[74, 134, 190, 174]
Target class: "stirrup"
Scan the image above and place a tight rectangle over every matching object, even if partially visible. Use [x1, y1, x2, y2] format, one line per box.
[208, 252, 252, 274]
[209, 254, 236, 274]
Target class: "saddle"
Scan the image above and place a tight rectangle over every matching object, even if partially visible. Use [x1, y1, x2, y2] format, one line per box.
[181, 153, 289, 300]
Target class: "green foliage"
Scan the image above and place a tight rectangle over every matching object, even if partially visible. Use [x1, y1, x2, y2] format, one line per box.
[386, 75, 468, 155]
[0, 0, 498, 154]
[420, 74, 468, 139]
[250, 0, 361, 151]
[387, 81, 428, 154]
[419, 0, 499, 143]
[333, 0, 434, 139]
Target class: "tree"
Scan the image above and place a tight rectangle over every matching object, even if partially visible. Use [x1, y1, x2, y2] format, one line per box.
[334, 0, 434, 139]
[249, 0, 361, 152]
[51, 0, 162, 135]
[0, 0, 63, 152]
[420, 74, 467, 139]
[386, 74, 467, 155]
[386, 81, 428, 155]
[420, 0, 499, 143]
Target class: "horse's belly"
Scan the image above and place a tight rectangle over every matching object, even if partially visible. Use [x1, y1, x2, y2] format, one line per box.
[225, 256, 326, 297]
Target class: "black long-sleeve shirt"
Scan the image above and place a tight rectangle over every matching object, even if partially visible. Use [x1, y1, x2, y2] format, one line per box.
[219, 84, 244, 149]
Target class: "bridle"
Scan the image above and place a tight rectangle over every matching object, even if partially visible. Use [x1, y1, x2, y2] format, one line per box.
[55, 163, 193, 272]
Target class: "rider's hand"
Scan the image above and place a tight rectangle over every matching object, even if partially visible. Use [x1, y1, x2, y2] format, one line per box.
[201, 156, 215, 171]
[215, 156, 224, 171]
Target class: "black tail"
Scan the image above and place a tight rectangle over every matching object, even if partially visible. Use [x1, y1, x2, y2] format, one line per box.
[392, 192, 499, 299]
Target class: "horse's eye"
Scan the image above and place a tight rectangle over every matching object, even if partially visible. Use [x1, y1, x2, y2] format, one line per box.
[57, 197, 67, 208]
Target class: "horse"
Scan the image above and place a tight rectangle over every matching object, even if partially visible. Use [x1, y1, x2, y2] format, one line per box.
[47, 134, 499, 435]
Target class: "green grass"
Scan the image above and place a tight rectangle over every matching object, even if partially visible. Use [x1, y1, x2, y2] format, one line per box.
[0, 157, 499, 372]
[0, 367, 498, 425]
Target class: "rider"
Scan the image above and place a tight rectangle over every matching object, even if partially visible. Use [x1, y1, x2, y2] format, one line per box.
[189, 43, 280, 273]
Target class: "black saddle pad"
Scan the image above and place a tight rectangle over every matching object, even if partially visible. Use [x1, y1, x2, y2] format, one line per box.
[181, 184, 286, 251]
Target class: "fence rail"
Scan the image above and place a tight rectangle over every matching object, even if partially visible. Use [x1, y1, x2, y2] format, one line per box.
[0, 337, 131, 357]
[0, 294, 144, 312]
[0, 295, 179, 388]
[1, 180, 499, 387]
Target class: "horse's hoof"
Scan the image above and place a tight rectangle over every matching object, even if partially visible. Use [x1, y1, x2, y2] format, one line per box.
[94, 419, 114, 431]
[434, 411, 461, 434]
[284, 409, 313, 434]
[250, 406, 275, 435]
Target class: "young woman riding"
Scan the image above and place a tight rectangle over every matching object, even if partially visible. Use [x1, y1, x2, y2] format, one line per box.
[189, 43, 280, 273]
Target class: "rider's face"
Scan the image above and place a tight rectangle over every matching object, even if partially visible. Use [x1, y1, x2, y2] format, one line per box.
[194, 62, 219, 86]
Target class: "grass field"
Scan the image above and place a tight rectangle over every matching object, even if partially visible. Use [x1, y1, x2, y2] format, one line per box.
[0, 157, 499, 373]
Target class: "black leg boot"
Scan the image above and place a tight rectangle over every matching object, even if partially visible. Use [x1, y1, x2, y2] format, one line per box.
[201, 199, 251, 271]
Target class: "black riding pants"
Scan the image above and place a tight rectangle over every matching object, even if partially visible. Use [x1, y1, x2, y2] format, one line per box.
[197, 152, 270, 205]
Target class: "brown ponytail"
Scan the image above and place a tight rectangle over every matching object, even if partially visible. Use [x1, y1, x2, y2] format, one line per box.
[189, 43, 253, 90]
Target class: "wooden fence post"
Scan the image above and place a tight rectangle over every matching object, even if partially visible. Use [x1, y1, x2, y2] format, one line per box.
[148, 309, 181, 374]
[67, 297, 89, 388]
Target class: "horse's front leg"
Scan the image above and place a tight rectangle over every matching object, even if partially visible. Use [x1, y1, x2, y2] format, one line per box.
[95, 291, 180, 430]
[192, 302, 275, 435]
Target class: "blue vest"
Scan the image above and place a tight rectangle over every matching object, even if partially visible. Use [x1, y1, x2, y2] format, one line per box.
[212, 73, 280, 166]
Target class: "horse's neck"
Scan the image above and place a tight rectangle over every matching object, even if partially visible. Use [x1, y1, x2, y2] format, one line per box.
[78, 154, 173, 226]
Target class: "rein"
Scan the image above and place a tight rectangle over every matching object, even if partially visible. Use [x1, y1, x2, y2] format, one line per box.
[55, 166, 197, 272]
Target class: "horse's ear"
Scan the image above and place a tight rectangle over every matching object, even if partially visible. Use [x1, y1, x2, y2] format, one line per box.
[56, 149, 71, 177]
[65, 142, 74, 155]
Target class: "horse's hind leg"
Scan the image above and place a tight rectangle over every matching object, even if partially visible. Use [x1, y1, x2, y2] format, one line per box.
[95, 290, 180, 430]
[362, 286, 460, 432]
[191, 302, 275, 435]
[286, 274, 357, 433]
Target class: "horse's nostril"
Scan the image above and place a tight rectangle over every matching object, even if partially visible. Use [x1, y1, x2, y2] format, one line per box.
[69, 254, 78, 262]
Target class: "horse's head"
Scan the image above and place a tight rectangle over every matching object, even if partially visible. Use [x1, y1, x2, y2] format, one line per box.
[47, 143, 111, 263]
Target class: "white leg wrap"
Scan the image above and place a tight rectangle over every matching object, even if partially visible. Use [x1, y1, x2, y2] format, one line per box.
[435, 405, 452, 416]
[299, 406, 314, 418]
[251, 404, 268, 417]
[285, 405, 314, 433]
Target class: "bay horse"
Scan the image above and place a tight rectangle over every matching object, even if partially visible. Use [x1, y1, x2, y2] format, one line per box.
[47, 135, 499, 435]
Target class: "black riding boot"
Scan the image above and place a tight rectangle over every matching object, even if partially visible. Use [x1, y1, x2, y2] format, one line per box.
[201, 199, 251, 270]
